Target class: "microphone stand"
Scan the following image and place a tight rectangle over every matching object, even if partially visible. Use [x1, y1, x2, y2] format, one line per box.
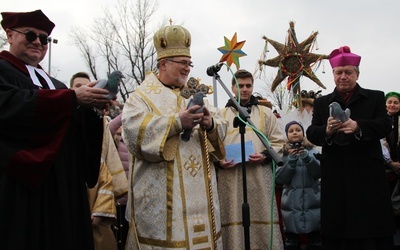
[209, 71, 283, 250]
[233, 115, 251, 250]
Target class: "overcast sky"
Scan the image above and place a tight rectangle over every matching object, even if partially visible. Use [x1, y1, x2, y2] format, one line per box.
[2, 0, 399, 108]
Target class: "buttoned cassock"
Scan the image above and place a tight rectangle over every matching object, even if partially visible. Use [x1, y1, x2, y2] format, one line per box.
[306, 84, 394, 239]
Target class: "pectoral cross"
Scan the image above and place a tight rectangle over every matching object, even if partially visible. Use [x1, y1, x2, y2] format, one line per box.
[180, 77, 213, 99]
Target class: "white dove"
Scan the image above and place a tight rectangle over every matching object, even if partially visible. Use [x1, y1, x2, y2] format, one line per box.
[329, 102, 351, 122]
[93, 70, 125, 100]
[181, 92, 205, 142]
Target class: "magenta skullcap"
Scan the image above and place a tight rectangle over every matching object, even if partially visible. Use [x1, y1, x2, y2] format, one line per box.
[329, 46, 361, 68]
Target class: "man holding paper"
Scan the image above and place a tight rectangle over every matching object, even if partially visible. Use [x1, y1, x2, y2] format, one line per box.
[217, 69, 285, 249]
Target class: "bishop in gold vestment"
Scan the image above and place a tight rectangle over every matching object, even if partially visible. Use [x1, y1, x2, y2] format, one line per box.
[122, 24, 227, 250]
[123, 73, 227, 249]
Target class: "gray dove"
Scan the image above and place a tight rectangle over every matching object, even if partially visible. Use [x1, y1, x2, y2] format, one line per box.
[329, 101, 351, 122]
[181, 92, 205, 142]
[94, 70, 125, 99]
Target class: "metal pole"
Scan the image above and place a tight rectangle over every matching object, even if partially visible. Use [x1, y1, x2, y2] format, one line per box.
[47, 38, 58, 76]
[48, 38, 52, 75]
[213, 77, 218, 107]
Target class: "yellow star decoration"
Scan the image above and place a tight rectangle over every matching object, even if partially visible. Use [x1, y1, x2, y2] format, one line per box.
[259, 21, 328, 93]
[184, 155, 201, 177]
[218, 33, 247, 70]
[145, 82, 162, 94]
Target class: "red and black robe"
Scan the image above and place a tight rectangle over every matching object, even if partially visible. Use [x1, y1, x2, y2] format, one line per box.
[0, 51, 103, 250]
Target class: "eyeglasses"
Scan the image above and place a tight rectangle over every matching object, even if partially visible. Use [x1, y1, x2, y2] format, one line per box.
[165, 59, 194, 68]
[10, 29, 50, 45]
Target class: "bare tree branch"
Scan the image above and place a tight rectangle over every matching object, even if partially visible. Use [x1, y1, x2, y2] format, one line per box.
[70, 0, 159, 103]
[70, 27, 99, 79]
[0, 31, 8, 49]
[91, 17, 121, 75]
[258, 72, 293, 110]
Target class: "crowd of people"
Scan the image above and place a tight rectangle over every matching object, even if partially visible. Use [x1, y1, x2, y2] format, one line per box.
[1, 8, 399, 250]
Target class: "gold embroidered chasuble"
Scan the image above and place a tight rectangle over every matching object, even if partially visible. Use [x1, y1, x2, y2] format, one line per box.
[218, 105, 285, 250]
[87, 161, 118, 250]
[101, 117, 128, 198]
[122, 73, 227, 249]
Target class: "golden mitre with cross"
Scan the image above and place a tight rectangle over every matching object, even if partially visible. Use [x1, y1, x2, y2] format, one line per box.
[153, 20, 191, 61]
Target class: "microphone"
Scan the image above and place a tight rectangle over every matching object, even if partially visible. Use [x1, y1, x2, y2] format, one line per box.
[206, 63, 223, 76]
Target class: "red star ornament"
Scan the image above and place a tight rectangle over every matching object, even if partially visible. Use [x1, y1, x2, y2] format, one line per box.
[217, 33, 247, 70]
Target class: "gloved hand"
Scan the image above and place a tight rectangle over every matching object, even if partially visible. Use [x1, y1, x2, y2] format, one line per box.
[299, 149, 311, 163]
[261, 150, 272, 164]
[288, 152, 299, 167]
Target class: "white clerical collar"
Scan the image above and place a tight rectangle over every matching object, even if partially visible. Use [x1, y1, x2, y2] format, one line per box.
[26, 65, 56, 89]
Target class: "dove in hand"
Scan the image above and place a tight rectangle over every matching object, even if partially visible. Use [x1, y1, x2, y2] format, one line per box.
[93, 70, 125, 100]
[329, 101, 351, 122]
[181, 92, 205, 142]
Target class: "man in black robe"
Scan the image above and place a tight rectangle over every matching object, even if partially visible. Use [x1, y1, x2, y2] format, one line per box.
[0, 10, 111, 249]
[307, 46, 394, 249]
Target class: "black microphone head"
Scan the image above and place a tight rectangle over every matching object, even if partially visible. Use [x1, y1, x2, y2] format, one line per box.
[206, 67, 214, 77]
[206, 63, 223, 76]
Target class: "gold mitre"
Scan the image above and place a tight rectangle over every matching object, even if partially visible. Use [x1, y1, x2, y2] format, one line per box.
[153, 25, 191, 60]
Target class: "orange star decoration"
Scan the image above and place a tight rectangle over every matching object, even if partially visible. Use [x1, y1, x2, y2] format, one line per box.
[258, 21, 328, 93]
[218, 33, 247, 70]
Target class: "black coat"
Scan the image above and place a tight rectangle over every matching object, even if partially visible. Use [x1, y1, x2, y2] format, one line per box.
[0, 51, 103, 249]
[306, 84, 394, 239]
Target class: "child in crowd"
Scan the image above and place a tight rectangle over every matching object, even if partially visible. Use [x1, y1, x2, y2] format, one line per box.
[276, 121, 322, 250]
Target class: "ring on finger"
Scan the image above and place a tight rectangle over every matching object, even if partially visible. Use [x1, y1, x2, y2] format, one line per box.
[329, 124, 333, 128]
[193, 119, 199, 123]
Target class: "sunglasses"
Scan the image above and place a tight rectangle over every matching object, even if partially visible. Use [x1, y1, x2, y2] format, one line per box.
[11, 29, 51, 45]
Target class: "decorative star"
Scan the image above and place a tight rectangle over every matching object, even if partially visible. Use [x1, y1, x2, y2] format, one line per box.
[217, 33, 247, 70]
[259, 21, 328, 93]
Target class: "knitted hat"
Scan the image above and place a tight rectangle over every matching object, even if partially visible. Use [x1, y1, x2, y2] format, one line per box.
[153, 25, 191, 60]
[285, 121, 304, 136]
[385, 92, 400, 101]
[329, 46, 361, 68]
[1, 9, 55, 35]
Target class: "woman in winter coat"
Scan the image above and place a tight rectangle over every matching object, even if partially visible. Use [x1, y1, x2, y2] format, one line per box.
[381, 92, 400, 247]
[276, 121, 321, 250]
